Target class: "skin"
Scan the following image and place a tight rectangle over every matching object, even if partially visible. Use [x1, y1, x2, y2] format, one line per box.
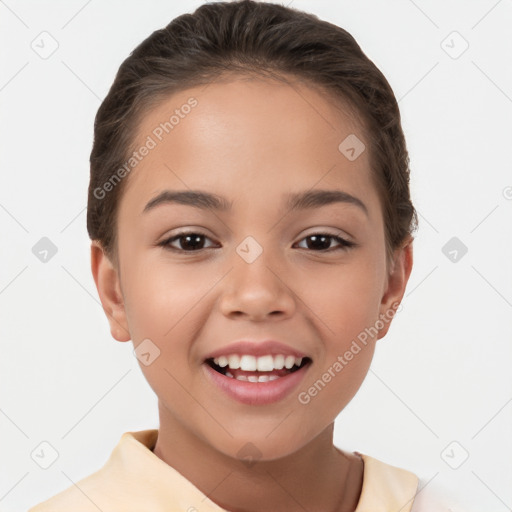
[91, 75, 413, 512]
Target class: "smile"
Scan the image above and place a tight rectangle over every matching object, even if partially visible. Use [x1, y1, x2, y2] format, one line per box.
[203, 354, 312, 405]
[207, 354, 310, 381]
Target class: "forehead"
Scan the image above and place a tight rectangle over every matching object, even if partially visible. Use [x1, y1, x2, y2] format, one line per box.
[122, 75, 377, 215]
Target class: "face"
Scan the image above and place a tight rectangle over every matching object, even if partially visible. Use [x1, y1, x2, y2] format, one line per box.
[92, 75, 412, 461]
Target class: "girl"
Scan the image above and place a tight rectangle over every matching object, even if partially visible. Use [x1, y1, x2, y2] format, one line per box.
[30, 1, 456, 510]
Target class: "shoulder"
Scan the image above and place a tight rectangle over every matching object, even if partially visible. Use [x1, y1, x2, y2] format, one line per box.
[355, 453, 466, 512]
[354, 453, 418, 511]
[27, 467, 108, 512]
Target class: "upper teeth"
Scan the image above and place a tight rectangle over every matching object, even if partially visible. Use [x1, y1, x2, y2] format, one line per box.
[213, 354, 303, 371]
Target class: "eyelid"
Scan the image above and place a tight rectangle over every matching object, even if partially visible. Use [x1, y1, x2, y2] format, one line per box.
[158, 229, 218, 251]
[299, 227, 354, 242]
[293, 231, 356, 251]
[158, 226, 215, 242]
[158, 228, 357, 253]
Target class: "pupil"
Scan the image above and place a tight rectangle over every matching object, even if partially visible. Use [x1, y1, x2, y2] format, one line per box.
[308, 235, 330, 250]
[182, 234, 203, 250]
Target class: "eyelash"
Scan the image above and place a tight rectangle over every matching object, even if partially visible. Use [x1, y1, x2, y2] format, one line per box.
[158, 230, 356, 253]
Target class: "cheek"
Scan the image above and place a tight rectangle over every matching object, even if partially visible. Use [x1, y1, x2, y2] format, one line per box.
[121, 254, 216, 341]
[121, 258, 221, 397]
[122, 264, 206, 408]
[298, 254, 385, 417]
[297, 257, 385, 339]
[297, 344, 374, 437]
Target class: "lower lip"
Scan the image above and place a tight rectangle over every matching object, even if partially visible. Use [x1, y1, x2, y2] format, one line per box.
[203, 363, 310, 405]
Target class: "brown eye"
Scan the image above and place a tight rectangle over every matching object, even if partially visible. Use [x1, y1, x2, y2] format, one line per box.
[295, 233, 355, 251]
[160, 232, 216, 252]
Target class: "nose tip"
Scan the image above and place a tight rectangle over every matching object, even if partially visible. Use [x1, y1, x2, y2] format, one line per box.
[219, 248, 296, 321]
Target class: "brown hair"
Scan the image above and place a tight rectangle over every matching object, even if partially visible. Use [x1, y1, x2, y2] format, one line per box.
[87, 0, 417, 267]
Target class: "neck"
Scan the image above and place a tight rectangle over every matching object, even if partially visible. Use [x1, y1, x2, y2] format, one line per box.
[152, 401, 363, 512]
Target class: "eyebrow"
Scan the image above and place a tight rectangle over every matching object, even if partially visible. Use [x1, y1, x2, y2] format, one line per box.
[142, 189, 368, 216]
[143, 190, 232, 213]
[286, 189, 368, 216]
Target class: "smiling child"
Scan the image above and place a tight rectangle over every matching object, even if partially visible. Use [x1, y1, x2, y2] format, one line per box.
[27, 1, 457, 510]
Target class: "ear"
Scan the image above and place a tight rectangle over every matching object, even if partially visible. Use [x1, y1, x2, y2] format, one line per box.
[90, 241, 131, 342]
[377, 238, 413, 340]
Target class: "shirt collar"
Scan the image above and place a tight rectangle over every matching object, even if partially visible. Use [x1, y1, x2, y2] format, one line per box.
[108, 429, 418, 512]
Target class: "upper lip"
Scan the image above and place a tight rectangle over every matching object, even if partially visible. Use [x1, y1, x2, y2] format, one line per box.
[203, 340, 309, 361]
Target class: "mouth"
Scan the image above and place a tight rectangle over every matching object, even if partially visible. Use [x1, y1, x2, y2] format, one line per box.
[202, 341, 313, 405]
[205, 354, 313, 382]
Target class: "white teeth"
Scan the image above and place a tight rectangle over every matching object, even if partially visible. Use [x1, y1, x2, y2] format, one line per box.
[273, 354, 285, 370]
[247, 375, 274, 383]
[239, 355, 257, 371]
[212, 353, 308, 372]
[217, 356, 228, 367]
[228, 354, 240, 369]
[284, 355, 295, 369]
[226, 373, 292, 382]
[256, 355, 274, 372]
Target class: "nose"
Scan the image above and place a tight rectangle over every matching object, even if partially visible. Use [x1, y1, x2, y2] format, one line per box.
[218, 247, 296, 322]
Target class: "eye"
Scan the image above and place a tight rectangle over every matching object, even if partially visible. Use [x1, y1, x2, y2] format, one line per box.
[159, 231, 217, 252]
[158, 231, 356, 253]
[294, 233, 355, 252]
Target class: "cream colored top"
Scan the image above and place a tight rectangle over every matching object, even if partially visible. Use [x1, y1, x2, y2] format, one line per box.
[28, 429, 446, 511]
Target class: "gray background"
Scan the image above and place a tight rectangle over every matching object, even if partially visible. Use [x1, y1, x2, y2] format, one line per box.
[1, 1, 511, 510]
